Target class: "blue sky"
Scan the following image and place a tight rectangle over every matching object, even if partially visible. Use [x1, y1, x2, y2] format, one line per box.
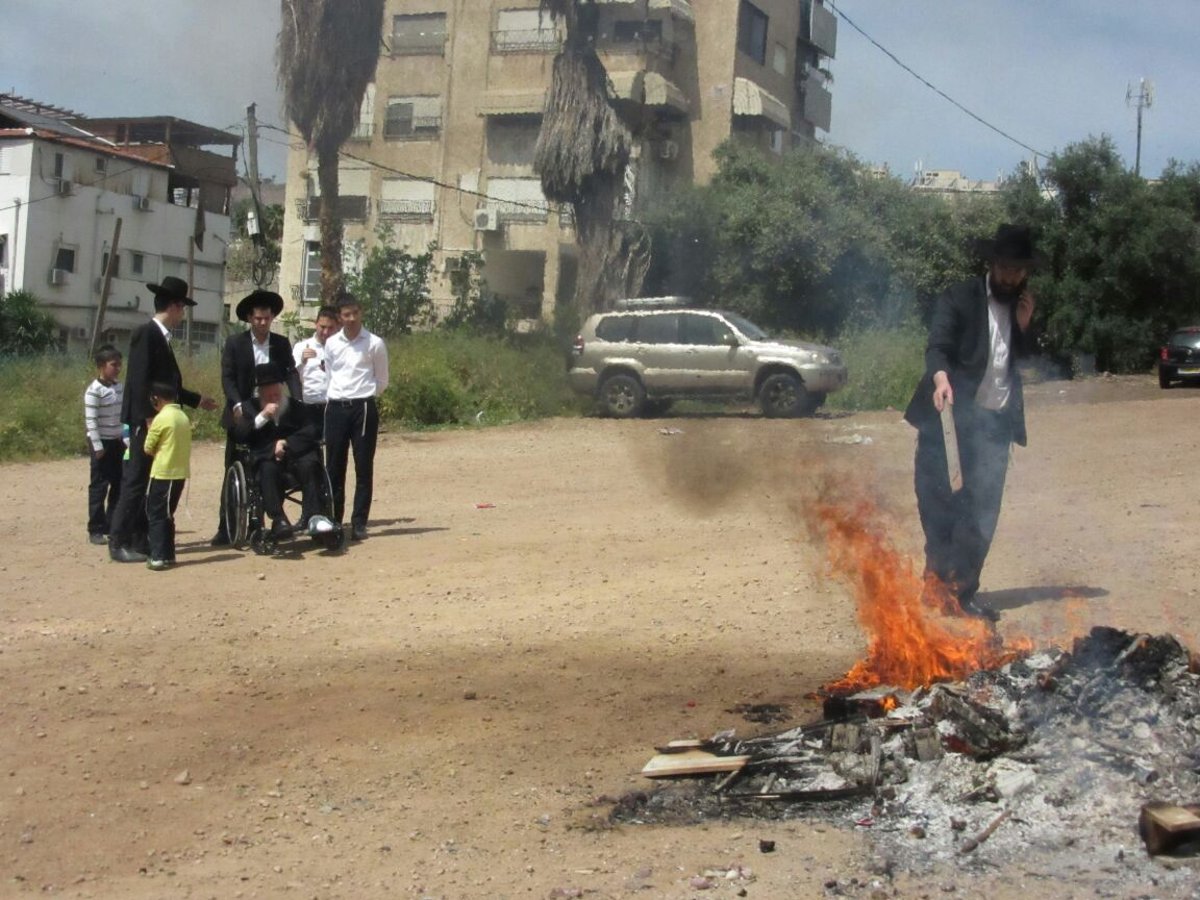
[5, 1, 1197, 183]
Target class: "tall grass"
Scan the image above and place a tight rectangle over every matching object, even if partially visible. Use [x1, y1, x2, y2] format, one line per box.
[0, 333, 583, 463]
[825, 324, 927, 413]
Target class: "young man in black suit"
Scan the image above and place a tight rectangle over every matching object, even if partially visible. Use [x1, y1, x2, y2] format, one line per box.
[904, 224, 1038, 619]
[109, 277, 218, 563]
[212, 290, 300, 546]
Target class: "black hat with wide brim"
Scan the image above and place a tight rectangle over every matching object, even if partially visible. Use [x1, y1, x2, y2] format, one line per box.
[253, 362, 286, 387]
[973, 224, 1044, 269]
[147, 276, 197, 306]
[236, 290, 285, 322]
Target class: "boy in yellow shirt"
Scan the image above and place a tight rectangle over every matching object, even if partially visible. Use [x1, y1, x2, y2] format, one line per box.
[143, 382, 192, 571]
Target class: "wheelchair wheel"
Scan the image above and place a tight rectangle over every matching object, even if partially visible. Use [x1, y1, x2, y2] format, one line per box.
[222, 460, 251, 548]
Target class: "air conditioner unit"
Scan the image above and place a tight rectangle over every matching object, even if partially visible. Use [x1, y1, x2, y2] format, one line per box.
[133, 194, 151, 211]
[659, 140, 680, 161]
[442, 256, 465, 274]
[49, 268, 69, 286]
[473, 207, 500, 232]
[71, 326, 88, 340]
[56, 178, 73, 196]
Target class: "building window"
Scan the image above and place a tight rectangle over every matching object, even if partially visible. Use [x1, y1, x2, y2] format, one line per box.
[53, 152, 66, 178]
[772, 42, 788, 75]
[101, 251, 120, 278]
[392, 13, 447, 55]
[130, 252, 145, 276]
[301, 242, 321, 302]
[384, 96, 442, 139]
[95, 156, 108, 174]
[737, 1, 769, 65]
[769, 128, 785, 155]
[54, 246, 76, 273]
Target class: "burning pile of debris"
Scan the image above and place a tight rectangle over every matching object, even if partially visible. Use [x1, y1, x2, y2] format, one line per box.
[614, 627, 1200, 893]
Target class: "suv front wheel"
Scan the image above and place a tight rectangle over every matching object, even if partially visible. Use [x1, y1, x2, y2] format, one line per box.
[598, 373, 645, 418]
[759, 372, 812, 418]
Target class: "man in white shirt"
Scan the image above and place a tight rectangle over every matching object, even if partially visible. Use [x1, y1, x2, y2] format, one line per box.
[292, 304, 341, 434]
[903, 224, 1038, 620]
[324, 292, 389, 541]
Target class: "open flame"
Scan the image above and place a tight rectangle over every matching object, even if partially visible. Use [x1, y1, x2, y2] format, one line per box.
[807, 483, 1032, 693]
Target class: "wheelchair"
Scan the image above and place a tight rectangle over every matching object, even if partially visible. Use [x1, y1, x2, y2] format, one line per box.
[221, 446, 344, 554]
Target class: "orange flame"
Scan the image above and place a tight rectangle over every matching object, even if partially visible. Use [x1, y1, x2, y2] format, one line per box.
[809, 485, 1032, 693]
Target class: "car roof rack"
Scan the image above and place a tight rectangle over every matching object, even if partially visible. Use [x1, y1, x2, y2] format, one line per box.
[612, 295, 692, 311]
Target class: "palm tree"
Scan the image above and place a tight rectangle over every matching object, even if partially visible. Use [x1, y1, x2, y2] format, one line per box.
[535, 0, 650, 320]
[278, 0, 385, 302]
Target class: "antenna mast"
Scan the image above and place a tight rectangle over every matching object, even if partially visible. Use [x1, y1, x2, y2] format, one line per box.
[1126, 78, 1153, 177]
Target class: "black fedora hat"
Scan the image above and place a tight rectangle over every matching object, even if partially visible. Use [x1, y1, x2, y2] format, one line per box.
[974, 224, 1043, 268]
[253, 362, 286, 388]
[236, 290, 285, 322]
[147, 276, 196, 306]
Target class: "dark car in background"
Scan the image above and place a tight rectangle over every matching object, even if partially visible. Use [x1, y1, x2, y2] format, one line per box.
[1158, 327, 1200, 388]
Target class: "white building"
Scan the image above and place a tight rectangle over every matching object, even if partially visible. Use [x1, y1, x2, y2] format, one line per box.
[0, 95, 239, 350]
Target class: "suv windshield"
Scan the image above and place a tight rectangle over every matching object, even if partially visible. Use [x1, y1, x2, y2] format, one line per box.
[722, 311, 769, 341]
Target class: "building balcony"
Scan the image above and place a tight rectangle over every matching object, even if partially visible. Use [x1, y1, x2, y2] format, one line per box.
[295, 195, 370, 222]
[491, 28, 562, 54]
[378, 198, 435, 221]
[497, 202, 550, 224]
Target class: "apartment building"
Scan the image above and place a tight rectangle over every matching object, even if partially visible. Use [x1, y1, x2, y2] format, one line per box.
[280, 0, 836, 322]
[0, 95, 239, 349]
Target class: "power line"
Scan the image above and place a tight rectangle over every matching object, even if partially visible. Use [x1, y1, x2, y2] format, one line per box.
[259, 122, 565, 216]
[827, 1, 1049, 160]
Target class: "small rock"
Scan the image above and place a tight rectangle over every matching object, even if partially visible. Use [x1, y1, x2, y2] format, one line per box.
[689, 876, 715, 890]
[174, 770, 191, 785]
[759, 838, 776, 853]
[463, 691, 477, 701]
[256, 573, 266, 581]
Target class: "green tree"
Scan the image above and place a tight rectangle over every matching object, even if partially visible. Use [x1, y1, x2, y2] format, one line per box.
[645, 142, 1001, 337]
[344, 224, 435, 336]
[278, 0, 385, 303]
[442, 252, 508, 334]
[0, 290, 59, 356]
[1005, 136, 1200, 372]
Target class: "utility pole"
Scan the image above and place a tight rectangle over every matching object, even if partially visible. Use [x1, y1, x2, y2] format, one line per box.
[1126, 78, 1153, 178]
[89, 217, 122, 358]
[246, 102, 262, 208]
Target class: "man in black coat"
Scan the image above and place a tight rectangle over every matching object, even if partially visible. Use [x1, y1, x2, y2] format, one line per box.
[903, 224, 1039, 619]
[212, 290, 300, 545]
[232, 363, 324, 539]
[109, 276, 218, 562]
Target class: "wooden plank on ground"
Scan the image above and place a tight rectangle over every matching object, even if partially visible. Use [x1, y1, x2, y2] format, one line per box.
[641, 750, 751, 778]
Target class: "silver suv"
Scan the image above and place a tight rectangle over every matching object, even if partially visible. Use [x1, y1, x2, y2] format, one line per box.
[568, 301, 848, 417]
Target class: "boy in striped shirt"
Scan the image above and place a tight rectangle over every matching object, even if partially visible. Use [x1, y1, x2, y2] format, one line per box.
[84, 345, 124, 544]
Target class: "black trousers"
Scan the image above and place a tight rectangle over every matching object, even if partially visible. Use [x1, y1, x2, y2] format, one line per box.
[302, 402, 327, 443]
[257, 451, 323, 523]
[87, 438, 125, 536]
[324, 397, 378, 526]
[146, 477, 185, 562]
[109, 424, 150, 552]
[914, 405, 1012, 603]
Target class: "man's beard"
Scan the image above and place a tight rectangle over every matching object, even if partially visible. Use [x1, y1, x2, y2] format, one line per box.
[990, 276, 1023, 304]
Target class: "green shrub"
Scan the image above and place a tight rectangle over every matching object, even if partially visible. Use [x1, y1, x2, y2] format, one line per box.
[826, 324, 927, 412]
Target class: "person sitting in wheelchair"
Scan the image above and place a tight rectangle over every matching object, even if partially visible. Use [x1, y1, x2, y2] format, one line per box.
[233, 362, 324, 540]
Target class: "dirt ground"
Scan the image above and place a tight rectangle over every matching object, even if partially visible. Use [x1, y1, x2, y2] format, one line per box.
[3, 374, 1200, 899]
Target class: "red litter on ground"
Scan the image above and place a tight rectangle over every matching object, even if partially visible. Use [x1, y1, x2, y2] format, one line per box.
[475, 503, 496, 509]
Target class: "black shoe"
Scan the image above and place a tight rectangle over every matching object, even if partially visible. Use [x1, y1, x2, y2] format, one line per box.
[210, 530, 231, 548]
[110, 545, 148, 563]
[350, 522, 368, 542]
[89, 533, 107, 545]
[270, 516, 294, 540]
[960, 596, 999, 622]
